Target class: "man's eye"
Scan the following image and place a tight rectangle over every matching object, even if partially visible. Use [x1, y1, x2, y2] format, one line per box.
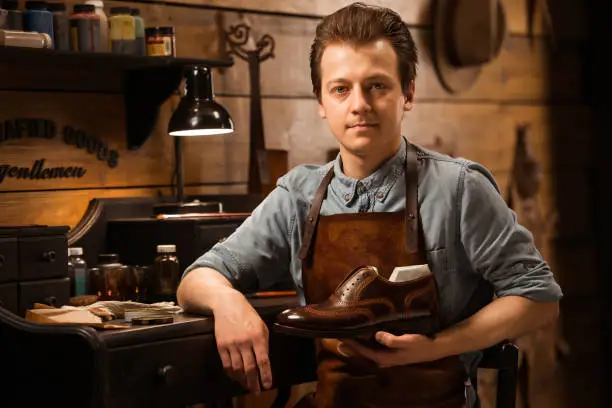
[333, 86, 348, 95]
[372, 83, 385, 90]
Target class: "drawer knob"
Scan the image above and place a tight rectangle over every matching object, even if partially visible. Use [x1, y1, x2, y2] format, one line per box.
[41, 250, 56, 262]
[0, 254, 4, 267]
[157, 365, 176, 386]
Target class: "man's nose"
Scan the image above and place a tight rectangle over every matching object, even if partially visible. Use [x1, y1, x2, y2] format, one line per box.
[349, 86, 372, 114]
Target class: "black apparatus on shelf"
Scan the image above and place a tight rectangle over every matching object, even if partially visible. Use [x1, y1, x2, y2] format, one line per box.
[0, 46, 234, 150]
[153, 64, 235, 216]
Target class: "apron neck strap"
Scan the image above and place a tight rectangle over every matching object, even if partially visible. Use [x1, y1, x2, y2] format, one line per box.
[298, 141, 419, 260]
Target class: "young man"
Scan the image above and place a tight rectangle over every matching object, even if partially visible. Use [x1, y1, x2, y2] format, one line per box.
[177, 3, 562, 407]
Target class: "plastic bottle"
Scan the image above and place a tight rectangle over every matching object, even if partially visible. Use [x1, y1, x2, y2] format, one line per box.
[68, 247, 88, 296]
[152, 244, 180, 302]
[69, 4, 100, 52]
[48, 2, 69, 51]
[130, 8, 145, 56]
[0, 1, 8, 30]
[85, 0, 108, 52]
[2, 0, 23, 31]
[108, 6, 135, 54]
[24, 1, 54, 45]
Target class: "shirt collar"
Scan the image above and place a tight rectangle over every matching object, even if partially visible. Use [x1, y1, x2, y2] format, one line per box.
[331, 137, 407, 206]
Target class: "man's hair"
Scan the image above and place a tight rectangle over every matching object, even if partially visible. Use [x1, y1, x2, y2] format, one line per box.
[309, 2, 418, 100]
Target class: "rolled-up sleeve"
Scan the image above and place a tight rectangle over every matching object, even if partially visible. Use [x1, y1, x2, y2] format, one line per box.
[182, 184, 296, 293]
[459, 164, 563, 302]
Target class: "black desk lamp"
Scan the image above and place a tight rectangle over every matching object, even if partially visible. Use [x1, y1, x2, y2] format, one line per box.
[153, 65, 234, 216]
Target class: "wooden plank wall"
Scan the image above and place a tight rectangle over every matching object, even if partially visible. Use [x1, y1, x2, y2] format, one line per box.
[0, 0, 593, 406]
[0, 1, 591, 288]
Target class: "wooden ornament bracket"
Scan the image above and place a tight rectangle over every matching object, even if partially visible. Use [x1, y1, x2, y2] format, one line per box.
[224, 23, 277, 196]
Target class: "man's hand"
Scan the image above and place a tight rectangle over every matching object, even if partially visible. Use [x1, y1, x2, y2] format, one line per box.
[338, 332, 442, 368]
[213, 289, 272, 395]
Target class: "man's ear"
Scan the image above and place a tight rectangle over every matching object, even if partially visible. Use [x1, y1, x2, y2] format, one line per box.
[403, 80, 415, 112]
[318, 103, 326, 119]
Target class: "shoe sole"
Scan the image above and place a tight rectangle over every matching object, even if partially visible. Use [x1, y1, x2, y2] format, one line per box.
[273, 316, 437, 339]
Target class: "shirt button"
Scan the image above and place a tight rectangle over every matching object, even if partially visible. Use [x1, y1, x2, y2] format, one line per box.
[376, 192, 384, 199]
[358, 184, 366, 193]
[344, 194, 350, 201]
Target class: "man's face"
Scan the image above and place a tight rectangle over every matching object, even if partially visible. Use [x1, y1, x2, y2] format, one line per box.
[318, 39, 413, 157]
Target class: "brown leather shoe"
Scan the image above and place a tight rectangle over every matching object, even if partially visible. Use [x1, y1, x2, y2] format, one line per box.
[273, 265, 440, 338]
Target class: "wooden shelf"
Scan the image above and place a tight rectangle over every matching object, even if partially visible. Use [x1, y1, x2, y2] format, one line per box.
[0, 45, 232, 75]
[0, 46, 235, 149]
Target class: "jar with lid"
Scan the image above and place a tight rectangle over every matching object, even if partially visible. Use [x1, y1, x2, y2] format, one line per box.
[0, 1, 7, 30]
[145, 26, 175, 57]
[69, 4, 100, 52]
[151, 244, 180, 302]
[48, 2, 69, 51]
[130, 8, 145, 55]
[108, 6, 135, 54]
[24, 1, 54, 44]
[1, 0, 22, 30]
[85, 0, 108, 52]
[95, 253, 129, 300]
[68, 247, 88, 296]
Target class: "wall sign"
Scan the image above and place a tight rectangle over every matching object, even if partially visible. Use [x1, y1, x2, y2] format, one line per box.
[0, 118, 120, 173]
[0, 159, 86, 184]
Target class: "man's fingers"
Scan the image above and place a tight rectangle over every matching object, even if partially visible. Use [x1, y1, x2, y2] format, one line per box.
[218, 346, 232, 371]
[240, 345, 261, 395]
[253, 337, 272, 389]
[375, 331, 400, 347]
[227, 344, 245, 384]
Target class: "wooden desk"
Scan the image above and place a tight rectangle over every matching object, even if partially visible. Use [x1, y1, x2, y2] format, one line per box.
[0, 296, 318, 408]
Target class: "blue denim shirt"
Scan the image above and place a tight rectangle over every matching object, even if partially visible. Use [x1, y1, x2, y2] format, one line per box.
[184, 136, 563, 389]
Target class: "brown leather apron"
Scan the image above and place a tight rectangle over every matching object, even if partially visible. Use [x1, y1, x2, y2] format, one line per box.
[297, 142, 467, 408]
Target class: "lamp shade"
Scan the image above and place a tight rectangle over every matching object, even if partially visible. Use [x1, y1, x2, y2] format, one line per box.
[168, 65, 234, 136]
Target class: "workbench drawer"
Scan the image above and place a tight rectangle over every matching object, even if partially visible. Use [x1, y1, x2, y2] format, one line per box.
[0, 283, 18, 315]
[0, 237, 18, 284]
[18, 277, 70, 315]
[107, 334, 239, 407]
[18, 235, 69, 281]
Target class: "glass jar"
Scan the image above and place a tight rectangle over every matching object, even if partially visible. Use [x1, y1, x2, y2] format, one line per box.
[69, 4, 100, 52]
[150, 244, 179, 302]
[130, 8, 145, 55]
[108, 6, 135, 54]
[145, 26, 175, 57]
[95, 253, 128, 300]
[85, 0, 108, 52]
[24, 1, 54, 44]
[48, 2, 69, 51]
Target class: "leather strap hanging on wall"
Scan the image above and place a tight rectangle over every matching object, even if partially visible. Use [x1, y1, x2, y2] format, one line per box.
[225, 24, 278, 196]
[505, 124, 541, 210]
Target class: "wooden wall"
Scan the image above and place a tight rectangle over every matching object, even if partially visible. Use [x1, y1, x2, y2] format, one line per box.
[0, 1, 591, 288]
[0, 0, 594, 406]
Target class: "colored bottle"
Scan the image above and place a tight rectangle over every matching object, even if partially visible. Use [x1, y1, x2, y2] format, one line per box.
[85, 0, 108, 52]
[151, 244, 180, 302]
[68, 247, 88, 296]
[108, 6, 135, 54]
[0, 1, 7, 30]
[2, 0, 22, 30]
[69, 4, 100, 52]
[24, 1, 54, 45]
[130, 8, 145, 56]
[48, 2, 69, 51]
